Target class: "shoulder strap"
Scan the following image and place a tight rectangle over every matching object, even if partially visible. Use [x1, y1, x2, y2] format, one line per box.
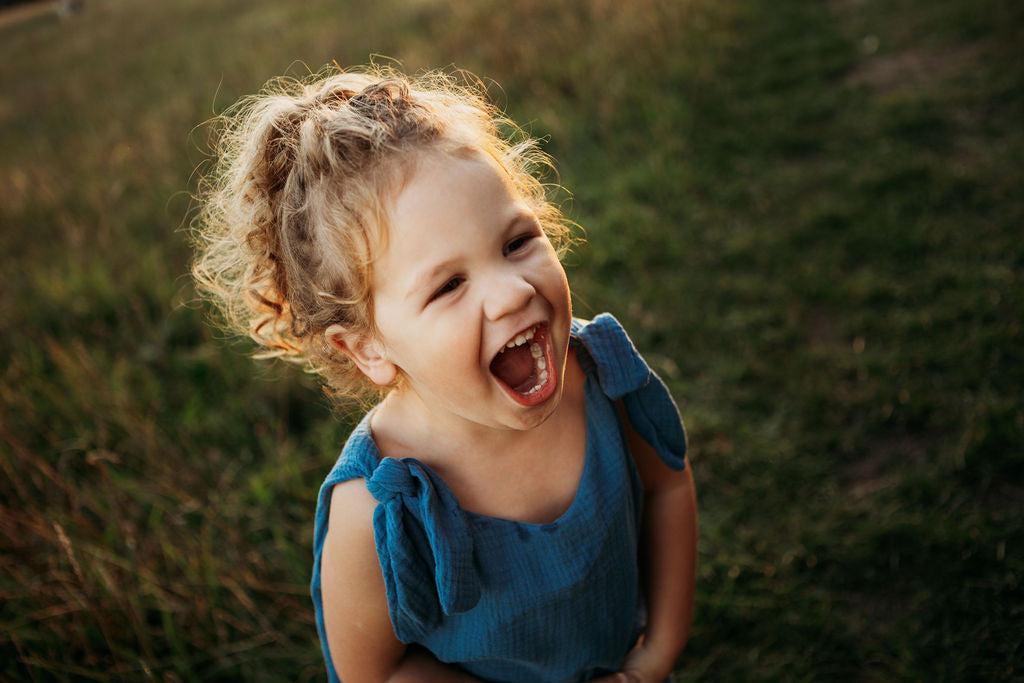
[573, 314, 688, 470]
[313, 414, 482, 644]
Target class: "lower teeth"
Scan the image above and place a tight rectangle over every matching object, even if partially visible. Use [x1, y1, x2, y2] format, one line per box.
[525, 369, 549, 395]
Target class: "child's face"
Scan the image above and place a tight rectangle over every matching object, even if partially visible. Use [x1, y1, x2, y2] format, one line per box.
[369, 150, 572, 434]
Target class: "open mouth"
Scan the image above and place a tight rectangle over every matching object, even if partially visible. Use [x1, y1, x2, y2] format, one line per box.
[489, 323, 556, 406]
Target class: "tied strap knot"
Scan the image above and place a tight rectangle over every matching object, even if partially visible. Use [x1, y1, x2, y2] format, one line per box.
[366, 457, 482, 641]
[366, 456, 417, 503]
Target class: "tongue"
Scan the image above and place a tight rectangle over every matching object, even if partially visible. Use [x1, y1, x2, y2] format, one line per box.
[490, 345, 536, 393]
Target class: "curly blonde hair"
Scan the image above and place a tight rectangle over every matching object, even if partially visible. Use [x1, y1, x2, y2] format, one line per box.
[191, 64, 574, 402]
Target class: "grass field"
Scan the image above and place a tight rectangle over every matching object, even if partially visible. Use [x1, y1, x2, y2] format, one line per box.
[1, 0, 1021, 680]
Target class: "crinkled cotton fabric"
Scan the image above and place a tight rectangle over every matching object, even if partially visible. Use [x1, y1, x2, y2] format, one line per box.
[311, 313, 687, 682]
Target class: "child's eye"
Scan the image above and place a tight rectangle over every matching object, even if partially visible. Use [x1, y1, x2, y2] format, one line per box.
[430, 277, 464, 302]
[504, 234, 534, 256]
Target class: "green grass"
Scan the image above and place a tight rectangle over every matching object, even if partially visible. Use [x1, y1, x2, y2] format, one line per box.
[1, 0, 1021, 680]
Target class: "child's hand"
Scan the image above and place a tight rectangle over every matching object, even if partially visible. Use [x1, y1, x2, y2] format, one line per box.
[592, 637, 674, 683]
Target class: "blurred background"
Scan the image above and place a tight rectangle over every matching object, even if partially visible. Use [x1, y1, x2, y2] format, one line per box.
[1, 0, 1021, 680]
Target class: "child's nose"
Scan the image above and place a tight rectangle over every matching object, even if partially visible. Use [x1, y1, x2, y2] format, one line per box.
[482, 272, 535, 321]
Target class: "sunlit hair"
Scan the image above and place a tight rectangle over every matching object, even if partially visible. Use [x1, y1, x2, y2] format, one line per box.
[192, 64, 575, 402]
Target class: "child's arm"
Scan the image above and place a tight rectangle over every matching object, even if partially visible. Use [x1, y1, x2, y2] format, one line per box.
[605, 403, 699, 682]
[321, 480, 480, 682]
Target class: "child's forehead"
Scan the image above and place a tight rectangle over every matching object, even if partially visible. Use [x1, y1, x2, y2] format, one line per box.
[391, 151, 520, 224]
[394, 145, 512, 194]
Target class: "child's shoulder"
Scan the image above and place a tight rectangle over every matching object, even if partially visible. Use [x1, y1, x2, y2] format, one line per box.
[320, 433, 379, 555]
[326, 478, 377, 534]
[319, 473, 379, 606]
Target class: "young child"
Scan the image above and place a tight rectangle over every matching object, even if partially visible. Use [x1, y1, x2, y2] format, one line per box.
[192, 65, 697, 682]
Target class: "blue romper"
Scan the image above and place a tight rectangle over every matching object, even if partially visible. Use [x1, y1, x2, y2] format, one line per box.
[311, 314, 687, 682]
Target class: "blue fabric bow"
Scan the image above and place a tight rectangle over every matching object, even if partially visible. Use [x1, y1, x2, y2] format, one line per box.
[367, 456, 481, 641]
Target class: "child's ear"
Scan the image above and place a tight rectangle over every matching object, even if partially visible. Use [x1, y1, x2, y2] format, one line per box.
[325, 324, 397, 387]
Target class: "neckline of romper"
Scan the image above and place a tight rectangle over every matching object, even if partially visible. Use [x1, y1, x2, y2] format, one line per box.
[359, 428, 592, 531]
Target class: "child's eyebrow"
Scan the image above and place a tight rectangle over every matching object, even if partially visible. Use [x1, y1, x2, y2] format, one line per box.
[505, 210, 535, 231]
[407, 258, 459, 300]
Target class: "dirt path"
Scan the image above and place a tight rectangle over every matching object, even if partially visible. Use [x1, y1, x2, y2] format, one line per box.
[0, 1, 58, 31]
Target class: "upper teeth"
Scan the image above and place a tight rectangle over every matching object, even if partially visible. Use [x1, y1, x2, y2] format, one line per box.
[505, 325, 537, 349]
